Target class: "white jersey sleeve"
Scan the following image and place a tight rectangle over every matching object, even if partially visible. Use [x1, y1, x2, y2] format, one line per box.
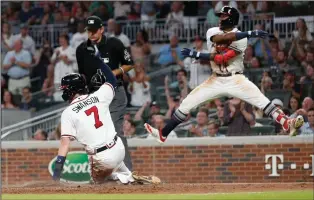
[206, 27, 222, 52]
[60, 110, 77, 140]
[94, 83, 115, 106]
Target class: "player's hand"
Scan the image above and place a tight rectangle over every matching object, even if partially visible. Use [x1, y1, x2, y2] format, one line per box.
[181, 48, 197, 58]
[248, 30, 268, 39]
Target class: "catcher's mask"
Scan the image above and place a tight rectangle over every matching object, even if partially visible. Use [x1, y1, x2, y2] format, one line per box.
[215, 6, 239, 29]
[60, 73, 88, 101]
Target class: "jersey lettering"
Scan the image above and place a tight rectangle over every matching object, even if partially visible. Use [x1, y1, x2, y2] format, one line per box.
[72, 96, 100, 113]
[84, 106, 103, 129]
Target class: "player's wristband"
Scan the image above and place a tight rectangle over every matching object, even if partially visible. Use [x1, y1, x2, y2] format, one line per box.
[53, 155, 66, 181]
[196, 52, 211, 61]
[235, 32, 249, 40]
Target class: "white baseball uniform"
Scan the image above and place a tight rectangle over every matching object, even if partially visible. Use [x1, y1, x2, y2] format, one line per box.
[60, 83, 134, 184]
[178, 27, 270, 114]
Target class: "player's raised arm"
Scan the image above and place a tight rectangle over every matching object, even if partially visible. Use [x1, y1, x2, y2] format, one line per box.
[211, 30, 268, 44]
[91, 59, 117, 89]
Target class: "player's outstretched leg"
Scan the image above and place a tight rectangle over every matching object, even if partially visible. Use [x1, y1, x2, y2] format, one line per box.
[144, 109, 188, 143]
[229, 75, 304, 136]
[144, 76, 223, 143]
[263, 102, 304, 136]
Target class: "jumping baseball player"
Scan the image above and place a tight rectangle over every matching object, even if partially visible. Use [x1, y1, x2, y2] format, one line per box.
[144, 6, 304, 142]
[52, 59, 159, 184]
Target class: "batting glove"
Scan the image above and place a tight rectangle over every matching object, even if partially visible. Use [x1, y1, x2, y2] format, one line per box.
[248, 30, 269, 39]
[181, 48, 198, 58]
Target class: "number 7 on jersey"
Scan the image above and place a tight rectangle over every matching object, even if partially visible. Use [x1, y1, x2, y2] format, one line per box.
[84, 106, 103, 129]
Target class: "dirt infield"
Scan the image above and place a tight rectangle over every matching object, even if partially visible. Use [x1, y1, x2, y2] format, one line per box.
[3, 182, 312, 194]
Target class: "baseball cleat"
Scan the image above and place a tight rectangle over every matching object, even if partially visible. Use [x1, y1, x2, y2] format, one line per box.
[288, 115, 304, 136]
[144, 123, 166, 143]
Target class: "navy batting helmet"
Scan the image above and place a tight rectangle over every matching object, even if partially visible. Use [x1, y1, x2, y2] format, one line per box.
[215, 6, 239, 29]
[60, 73, 88, 101]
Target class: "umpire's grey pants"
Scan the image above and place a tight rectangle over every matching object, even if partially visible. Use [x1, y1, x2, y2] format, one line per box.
[109, 85, 133, 171]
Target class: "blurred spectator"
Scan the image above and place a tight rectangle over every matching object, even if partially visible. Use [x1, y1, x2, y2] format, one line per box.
[106, 18, 116, 37]
[19, 1, 37, 25]
[300, 64, 314, 84]
[1, 22, 15, 60]
[299, 108, 314, 135]
[282, 71, 300, 99]
[216, 105, 225, 126]
[33, 129, 48, 140]
[141, 2, 156, 29]
[301, 51, 314, 68]
[275, 50, 290, 71]
[70, 22, 88, 50]
[183, 1, 198, 31]
[51, 34, 77, 101]
[40, 3, 54, 25]
[131, 29, 151, 65]
[31, 40, 53, 92]
[165, 2, 184, 37]
[289, 18, 313, 62]
[206, 2, 219, 26]
[165, 75, 184, 119]
[208, 120, 225, 137]
[2, 4, 20, 25]
[253, 106, 264, 119]
[14, 24, 36, 56]
[291, 97, 314, 118]
[1, 90, 18, 109]
[128, 2, 141, 20]
[134, 101, 161, 123]
[260, 72, 273, 94]
[58, 2, 71, 22]
[148, 115, 177, 138]
[49, 123, 61, 140]
[54, 11, 65, 24]
[19, 86, 37, 112]
[128, 63, 151, 107]
[250, 57, 261, 68]
[168, 70, 189, 98]
[113, 22, 131, 49]
[248, 24, 270, 60]
[244, 45, 254, 67]
[157, 35, 184, 67]
[2, 39, 32, 95]
[96, 3, 110, 21]
[155, 2, 171, 19]
[189, 108, 210, 137]
[123, 119, 136, 139]
[183, 36, 211, 90]
[113, 2, 130, 21]
[41, 64, 54, 97]
[123, 113, 132, 121]
[289, 96, 300, 115]
[224, 98, 255, 136]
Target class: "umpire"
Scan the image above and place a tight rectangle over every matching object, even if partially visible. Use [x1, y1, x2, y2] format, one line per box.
[76, 16, 134, 171]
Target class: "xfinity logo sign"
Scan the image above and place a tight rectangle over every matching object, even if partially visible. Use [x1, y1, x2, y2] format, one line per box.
[265, 154, 314, 177]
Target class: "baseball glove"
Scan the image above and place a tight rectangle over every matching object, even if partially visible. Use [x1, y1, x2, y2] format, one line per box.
[132, 171, 161, 185]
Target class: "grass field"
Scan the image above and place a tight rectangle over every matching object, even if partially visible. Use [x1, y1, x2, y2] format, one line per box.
[2, 190, 313, 200]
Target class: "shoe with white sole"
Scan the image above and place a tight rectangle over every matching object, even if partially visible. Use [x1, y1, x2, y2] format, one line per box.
[144, 123, 167, 143]
[288, 115, 304, 136]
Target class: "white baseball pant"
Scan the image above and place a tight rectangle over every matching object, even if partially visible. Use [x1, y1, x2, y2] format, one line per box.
[88, 137, 134, 184]
[179, 74, 271, 114]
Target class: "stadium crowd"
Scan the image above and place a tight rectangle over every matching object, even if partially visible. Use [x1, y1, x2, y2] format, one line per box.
[1, 1, 313, 140]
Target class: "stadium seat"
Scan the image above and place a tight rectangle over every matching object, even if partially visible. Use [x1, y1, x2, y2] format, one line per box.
[250, 125, 276, 136]
[256, 118, 273, 125]
[218, 126, 228, 135]
[265, 90, 292, 108]
[175, 129, 189, 138]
